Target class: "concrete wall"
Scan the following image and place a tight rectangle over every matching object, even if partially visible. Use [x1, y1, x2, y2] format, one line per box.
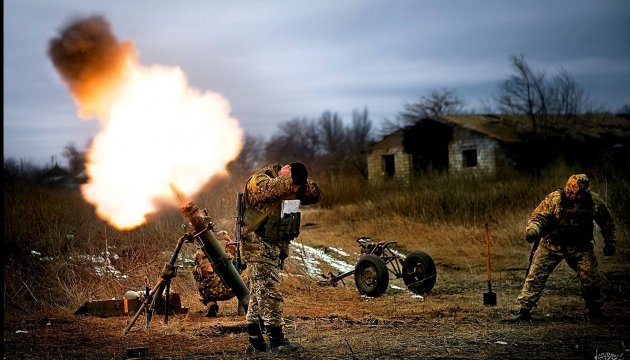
[448, 128, 499, 176]
[367, 148, 413, 185]
[368, 126, 505, 183]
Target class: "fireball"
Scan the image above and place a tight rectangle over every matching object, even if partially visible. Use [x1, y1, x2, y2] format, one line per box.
[48, 16, 243, 229]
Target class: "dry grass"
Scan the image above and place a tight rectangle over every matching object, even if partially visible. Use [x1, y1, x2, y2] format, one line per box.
[4, 166, 630, 359]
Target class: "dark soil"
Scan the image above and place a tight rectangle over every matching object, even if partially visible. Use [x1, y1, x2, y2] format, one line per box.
[5, 265, 630, 359]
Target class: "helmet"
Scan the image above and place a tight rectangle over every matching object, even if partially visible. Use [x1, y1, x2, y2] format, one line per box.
[566, 174, 589, 196]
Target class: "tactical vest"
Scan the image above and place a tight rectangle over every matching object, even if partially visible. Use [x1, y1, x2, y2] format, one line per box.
[242, 170, 301, 243]
[554, 188, 594, 244]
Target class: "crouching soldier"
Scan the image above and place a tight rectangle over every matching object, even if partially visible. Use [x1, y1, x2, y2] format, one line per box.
[512, 174, 617, 322]
[193, 230, 249, 317]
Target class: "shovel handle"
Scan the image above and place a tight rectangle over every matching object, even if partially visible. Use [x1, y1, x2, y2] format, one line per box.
[484, 223, 491, 282]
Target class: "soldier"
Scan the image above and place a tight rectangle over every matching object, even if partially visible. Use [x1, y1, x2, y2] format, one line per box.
[193, 230, 249, 317]
[241, 162, 321, 352]
[511, 174, 616, 322]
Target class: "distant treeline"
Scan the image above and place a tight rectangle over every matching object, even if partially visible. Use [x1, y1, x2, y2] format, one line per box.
[5, 54, 629, 182]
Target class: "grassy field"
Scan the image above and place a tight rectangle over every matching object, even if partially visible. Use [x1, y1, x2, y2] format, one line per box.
[4, 165, 630, 359]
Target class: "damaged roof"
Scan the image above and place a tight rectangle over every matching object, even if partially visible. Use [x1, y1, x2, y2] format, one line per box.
[438, 114, 630, 143]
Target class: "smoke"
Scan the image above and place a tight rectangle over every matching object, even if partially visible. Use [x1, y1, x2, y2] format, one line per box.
[48, 15, 134, 119]
[47, 15, 244, 229]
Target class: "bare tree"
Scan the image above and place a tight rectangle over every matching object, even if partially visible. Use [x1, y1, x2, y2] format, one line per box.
[617, 104, 630, 117]
[347, 107, 374, 177]
[231, 134, 266, 175]
[264, 117, 321, 165]
[318, 110, 348, 166]
[494, 54, 549, 137]
[62, 142, 86, 180]
[4, 158, 44, 185]
[380, 116, 407, 135]
[400, 88, 466, 125]
[494, 54, 604, 139]
[348, 108, 373, 153]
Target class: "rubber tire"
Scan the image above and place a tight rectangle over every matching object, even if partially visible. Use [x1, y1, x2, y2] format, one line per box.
[402, 251, 437, 294]
[354, 254, 389, 297]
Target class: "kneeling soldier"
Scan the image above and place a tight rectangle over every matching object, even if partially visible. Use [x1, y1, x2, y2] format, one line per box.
[193, 230, 249, 317]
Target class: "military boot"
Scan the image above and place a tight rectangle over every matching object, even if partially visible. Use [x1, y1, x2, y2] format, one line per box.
[268, 326, 300, 351]
[508, 308, 532, 322]
[246, 323, 267, 353]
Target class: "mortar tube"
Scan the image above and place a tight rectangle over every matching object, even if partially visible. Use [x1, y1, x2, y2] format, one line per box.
[181, 202, 249, 312]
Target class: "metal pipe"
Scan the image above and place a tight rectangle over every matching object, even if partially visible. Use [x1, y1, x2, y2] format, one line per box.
[181, 202, 249, 312]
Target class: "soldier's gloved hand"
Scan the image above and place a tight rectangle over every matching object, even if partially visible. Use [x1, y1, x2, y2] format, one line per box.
[525, 229, 539, 243]
[603, 244, 616, 256]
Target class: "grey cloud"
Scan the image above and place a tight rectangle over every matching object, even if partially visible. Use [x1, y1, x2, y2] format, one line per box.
[4, 0, 630, 164]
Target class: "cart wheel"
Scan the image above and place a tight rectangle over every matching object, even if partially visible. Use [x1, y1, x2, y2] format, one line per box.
[403, 251, 437, 294]
[354, 254, 389, 297]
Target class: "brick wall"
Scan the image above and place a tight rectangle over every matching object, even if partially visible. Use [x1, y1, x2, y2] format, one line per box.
[448, 128, 498, 176]
[367, 148, 413, 185]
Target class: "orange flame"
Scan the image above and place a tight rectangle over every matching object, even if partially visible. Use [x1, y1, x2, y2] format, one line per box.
[49, 17, 242, 230]
[84, 60, 242, 229]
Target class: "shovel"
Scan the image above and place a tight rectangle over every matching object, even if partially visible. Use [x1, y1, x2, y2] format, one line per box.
[483, 223, 497, 306]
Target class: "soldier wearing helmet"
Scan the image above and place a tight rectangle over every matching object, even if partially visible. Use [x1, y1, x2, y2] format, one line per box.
[511, 174, 617, 322]
[193, 230, 249, 317]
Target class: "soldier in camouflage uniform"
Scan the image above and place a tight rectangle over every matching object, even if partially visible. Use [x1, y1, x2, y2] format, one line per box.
[241, 162, 321, 352]
[512, 174, 616, 322]
[193, 230, 249, 317]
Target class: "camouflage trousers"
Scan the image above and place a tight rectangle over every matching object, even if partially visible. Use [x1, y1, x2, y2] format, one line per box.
[197, 271, 249, 306]
[245, 261, 284, 327]
[198, 274, 236, 305]
[518, 241, 603, 311]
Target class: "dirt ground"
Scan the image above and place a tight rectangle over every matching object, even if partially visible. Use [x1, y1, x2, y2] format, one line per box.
[5, 210, 630, 359]
[4, 261, 630, 360]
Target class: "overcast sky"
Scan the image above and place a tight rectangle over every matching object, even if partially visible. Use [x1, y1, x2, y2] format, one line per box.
[4, 1, 630, 165]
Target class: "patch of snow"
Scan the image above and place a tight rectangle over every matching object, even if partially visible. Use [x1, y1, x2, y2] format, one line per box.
[289, 243, 425, 300]
[80, 253, 127, 280]
[328, 247, 350, 257]
[30, 250, 53, 261]
[291, 243, 354, 277]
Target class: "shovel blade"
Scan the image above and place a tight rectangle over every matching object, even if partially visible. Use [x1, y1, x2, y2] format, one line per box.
[483, 292, 497, 306]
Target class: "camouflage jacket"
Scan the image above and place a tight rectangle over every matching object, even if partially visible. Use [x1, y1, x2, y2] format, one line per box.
[241, 163, 321, 265]
[193, 234, 237, 278]
[193, 234, 243, 303]
[526, 189, 616, 246]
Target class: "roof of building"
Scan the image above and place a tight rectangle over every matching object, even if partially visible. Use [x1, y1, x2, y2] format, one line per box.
[438, 114, 630, 143]
[369, 129, 405, 151]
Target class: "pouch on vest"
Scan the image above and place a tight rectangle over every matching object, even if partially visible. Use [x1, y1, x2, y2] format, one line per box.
[278, 212, 301, 242]
[243, 198, 284, 233]
[553, 188, 593, 245]
[263, 213, 281, 238]
[243, 206, 264, 230]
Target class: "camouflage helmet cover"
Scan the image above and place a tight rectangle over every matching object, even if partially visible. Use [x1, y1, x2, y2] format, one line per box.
[566, 174, 590, 195]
